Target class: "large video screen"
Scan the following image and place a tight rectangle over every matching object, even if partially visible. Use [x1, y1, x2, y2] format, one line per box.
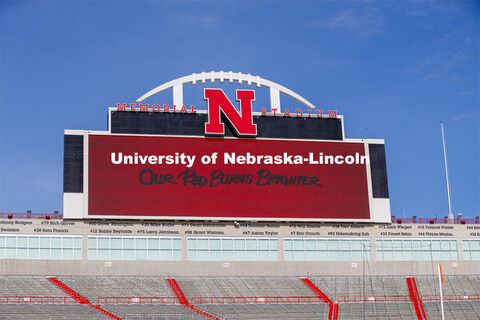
[88, 135, 370, 220]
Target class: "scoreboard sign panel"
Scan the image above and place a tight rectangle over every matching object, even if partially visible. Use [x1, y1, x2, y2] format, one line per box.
[64, 72, 390, 222]
[87, 134, 370, 220]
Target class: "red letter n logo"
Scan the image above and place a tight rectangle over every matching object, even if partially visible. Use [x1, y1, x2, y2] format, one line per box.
[204, 89, 257, 137]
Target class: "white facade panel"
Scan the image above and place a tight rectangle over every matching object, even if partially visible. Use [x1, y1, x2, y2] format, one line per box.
[63, 193, 84, 219]
[371, 198, 391, 223]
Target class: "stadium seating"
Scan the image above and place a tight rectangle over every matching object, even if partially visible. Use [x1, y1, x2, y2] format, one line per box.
[309, 275, 411, 299]
[176, 277, 313, 300]
[0, 276, 69, 297]
[103, 305, 209, 320]
[424, 301, 480, 320]
[56, 276, 175, 300]
[199, 303, 329, 320]
[415, 275, 480, 296]
[0, 304, 110, 320]
[336, 302, 416, 320]
[1, 275, 479, 319]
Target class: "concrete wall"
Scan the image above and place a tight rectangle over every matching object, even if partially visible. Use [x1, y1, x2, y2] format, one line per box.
[1, 218, 479, 276]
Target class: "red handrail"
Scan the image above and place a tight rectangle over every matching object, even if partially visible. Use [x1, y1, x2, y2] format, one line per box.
[406, 277, 423, 320]
[332, 303, 339, 320]
[167, 279, 189, 306]
[301, 278, 334, 320]
[412, 277, 427, 319]
[47, 277, 122, 320]
[167, 278, 222, 320]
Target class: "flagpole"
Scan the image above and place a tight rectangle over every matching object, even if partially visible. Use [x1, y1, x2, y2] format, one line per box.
[440, 120, 452, 217]
[438, 264, 445, 320]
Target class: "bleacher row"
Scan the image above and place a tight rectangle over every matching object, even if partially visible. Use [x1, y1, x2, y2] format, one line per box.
[0, 275, 479, 319]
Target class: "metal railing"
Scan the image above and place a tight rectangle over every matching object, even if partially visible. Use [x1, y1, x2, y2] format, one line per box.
[1, 212, 478, 224]
[336, 294, 480, 303]
[0, 296, 77, 304]
[191, 296, 323, 304]
[391, 217, 479, 225]
[421, 294, 480, 301]
[337, 295, 411, 303]
[98, 297, 180, 304]
[97, 296, 324, 305]
[0, 212, 63, 219]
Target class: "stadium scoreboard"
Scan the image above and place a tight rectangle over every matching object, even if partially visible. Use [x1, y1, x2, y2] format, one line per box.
[64, 72, 391, 223]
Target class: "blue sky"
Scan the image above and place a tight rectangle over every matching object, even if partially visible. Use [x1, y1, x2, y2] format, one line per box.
[1, 0, 478, 219]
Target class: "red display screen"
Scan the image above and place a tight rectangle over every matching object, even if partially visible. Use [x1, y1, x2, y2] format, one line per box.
[88, 135, 370, 220]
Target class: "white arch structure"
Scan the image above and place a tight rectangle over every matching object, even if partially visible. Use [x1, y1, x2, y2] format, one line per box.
[136, 71, 316, 113]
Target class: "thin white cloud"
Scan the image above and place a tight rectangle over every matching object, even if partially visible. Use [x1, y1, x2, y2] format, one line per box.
[452, 113, 470, 121]
[310, 7, 384, 38]
[399, 0, 476, 85]
[405, 50, 471, 83]
[459, 90, 477, 96]
[169, 14, 218, 30]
